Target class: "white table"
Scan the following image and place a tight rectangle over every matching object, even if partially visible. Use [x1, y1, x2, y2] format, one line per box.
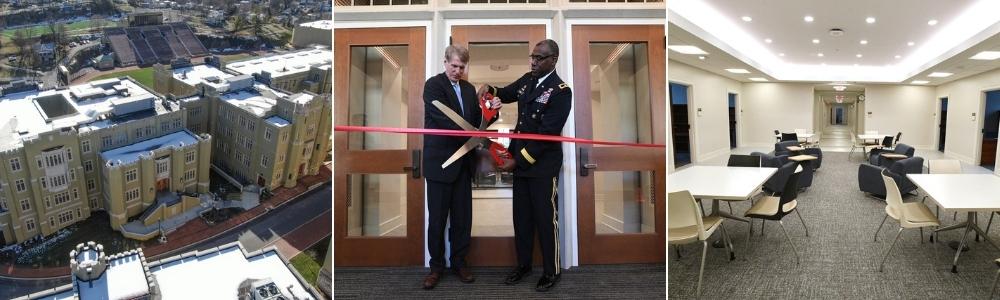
[908, 174, 1000, 272]
[857, 134, 890, 142]
[775, 133, 815, 143]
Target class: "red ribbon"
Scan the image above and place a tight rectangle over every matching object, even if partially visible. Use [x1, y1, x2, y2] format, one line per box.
[335, 126, 666, 148]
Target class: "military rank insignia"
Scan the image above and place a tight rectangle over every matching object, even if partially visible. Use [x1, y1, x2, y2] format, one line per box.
[536, 88, 553, 104]
[518, 85, 527, 96]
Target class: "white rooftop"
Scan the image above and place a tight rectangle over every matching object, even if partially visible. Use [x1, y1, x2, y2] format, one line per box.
[0, 78, 164, 151]
[78, 253, 150, 300]
[226, 48, 331, 78]
[220, 84, 287, 117]
[101, 130, 199, 165]
[170, 64, 234, 88]
[265, 116, 290, 127]
[298, 20, 332, 30]
[150, 245, 315, 300]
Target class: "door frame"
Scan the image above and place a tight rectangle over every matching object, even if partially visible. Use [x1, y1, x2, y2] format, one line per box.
[571, 24, 666, 264]
[449, 23, 548, 266]
[333, 26, 427, 266]
[977, 88, 1000, 167]
[668, 80, 695, 167]
[728, 91, 740, 149]
[936, 96, 949, 153]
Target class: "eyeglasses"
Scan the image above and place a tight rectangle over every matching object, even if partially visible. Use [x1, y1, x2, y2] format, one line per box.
[529, 54, 554, 62]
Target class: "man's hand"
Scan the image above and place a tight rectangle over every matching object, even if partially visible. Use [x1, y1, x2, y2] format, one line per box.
[477, 84, 489, 100]
[498, 157, 516, 172]
[488, 96, 502, 110]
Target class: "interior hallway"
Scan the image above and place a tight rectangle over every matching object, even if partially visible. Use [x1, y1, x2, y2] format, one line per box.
[819, 125, 853, 152]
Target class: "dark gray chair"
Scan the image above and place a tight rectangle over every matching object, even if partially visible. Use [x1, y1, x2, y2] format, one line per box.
[728, 154, 761, 167]
[773, 141, 800, 157]
[802, 147, 823, 170]
[868, 143, 915, 166]
[859, 156, 924, 198]
[780, 132, 799, 142]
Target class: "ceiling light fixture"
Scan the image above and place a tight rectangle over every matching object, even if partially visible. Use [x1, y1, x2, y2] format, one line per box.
[804, 15, 814, 22]
[866, 17, 876, 24]
[749, 77, 768, 81]
[764, 38, 772, 43]
[856, 54, 863, 58]
[895, 55, 901, 59]
[833, 85, 847, 91]
[928, 19, 938, 26]
[860, 40, 868, 45]
[725, 68, 751, 74]
[778, 53, 785, 56]
[812, 39, 820, 44]
[970, 51, 1000, 60]
[742, 16, 752, 22]
[667, 45, 709, 55]
[698, 56, 706, 60]
[907, 41, 915, 46]
[817, 53, 824, 57]
[928, 72, 953, 77]
[912, 80, 929, 84]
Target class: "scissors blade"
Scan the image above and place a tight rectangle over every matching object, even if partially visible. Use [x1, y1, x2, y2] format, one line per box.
[441, 138, 481, 168]
[432, 100, 477, 131]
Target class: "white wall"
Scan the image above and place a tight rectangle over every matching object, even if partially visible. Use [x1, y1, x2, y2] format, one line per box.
[740, 82, 814, 147]
[862, 85, 937, 149]
[936, 68, 1000, 166]
[667, 60, 741, 163]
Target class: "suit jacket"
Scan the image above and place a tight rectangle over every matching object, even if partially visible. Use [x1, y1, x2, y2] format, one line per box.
[422, 72, 482, 183]
[488, 71, 572, 178]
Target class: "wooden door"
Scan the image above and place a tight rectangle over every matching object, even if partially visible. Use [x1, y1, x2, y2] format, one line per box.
[334, 27, 426, 266]
[451, 24, 546, 266]
[573, 25, 666, 264]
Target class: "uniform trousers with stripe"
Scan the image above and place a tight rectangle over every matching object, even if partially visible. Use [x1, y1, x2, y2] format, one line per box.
[512, 175, 561, 276]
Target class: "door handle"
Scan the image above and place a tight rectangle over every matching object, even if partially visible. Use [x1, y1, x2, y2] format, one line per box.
[579, 147, 597, 177]
[403, 150, 421, 178]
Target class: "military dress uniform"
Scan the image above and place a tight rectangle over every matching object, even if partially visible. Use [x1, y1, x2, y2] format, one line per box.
[486, 71, 572, 278]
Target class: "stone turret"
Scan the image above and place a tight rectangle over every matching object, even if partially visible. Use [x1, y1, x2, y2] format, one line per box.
[70, 241, 108, 283]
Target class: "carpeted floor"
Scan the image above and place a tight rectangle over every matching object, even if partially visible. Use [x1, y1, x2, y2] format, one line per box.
[335, 264, 665, 299]
[669, 152, 1000, 299]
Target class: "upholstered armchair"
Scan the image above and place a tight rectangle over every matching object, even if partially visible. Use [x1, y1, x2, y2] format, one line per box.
[868, 143, 915, 166]
[858, 156, 924, 198]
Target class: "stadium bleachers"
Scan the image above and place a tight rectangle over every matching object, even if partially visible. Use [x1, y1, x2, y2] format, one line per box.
[103, 23, 208, 67]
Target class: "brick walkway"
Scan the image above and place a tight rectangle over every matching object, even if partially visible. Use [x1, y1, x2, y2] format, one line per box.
[0, 165, 331, 279]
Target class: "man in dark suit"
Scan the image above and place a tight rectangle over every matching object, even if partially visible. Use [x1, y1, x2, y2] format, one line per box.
[421, 45, 498, 289]
[478, 39, 572, 292]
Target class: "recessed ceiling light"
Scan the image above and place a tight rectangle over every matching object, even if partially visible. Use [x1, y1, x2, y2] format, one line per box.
[854, 63, 859, 67]
[912, 80, 930, 84]
[749, 77, 768, 82]
[860, 40, 868, 45]
[804, 15, 814, 22]
[812, 39, 820, 44]
[928, 72, 953, 77]
[725, 68, 751, 74]
[764, 38, 772, 43]
[895, 55, 901, 59]
[866, 17, 876, 24]
[821, 63, 827, 66]
[817, 53, 824, 57]
[907, 41, 915, 46]
[778, 53, 785, 57]
[856, 54, 863, 58]
[970, 51, 1000, 60]
[667, 45, 709, 55]
[698, 56, 706, 60]
[833, 85, 847, 91]
[928, 19, 938, 26]
[742, 16, 753, 22]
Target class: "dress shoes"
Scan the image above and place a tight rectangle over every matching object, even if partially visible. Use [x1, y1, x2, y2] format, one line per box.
[535, 273, 560, 292]
[454, 267, 475, 283]
[504, 266, 531, 285]
[422, 271, 442, 290]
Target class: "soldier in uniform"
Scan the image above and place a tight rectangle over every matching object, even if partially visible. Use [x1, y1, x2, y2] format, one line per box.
[478, 39, 572, 292]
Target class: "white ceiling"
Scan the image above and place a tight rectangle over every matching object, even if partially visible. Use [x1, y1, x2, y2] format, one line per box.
[669, 0, 1000, 83]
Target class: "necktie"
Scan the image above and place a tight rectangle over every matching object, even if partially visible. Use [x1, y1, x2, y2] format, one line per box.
[452, 83, 465, 116]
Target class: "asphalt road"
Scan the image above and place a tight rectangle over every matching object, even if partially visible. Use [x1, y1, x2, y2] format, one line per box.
[0, 184, 331, 299]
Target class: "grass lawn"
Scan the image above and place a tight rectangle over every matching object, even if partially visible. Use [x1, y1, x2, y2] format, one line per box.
[1, 20, 113, 39]
[220, 53, 253, 64]
[289, 236, 330, 287]
[92, 67, 155, 88]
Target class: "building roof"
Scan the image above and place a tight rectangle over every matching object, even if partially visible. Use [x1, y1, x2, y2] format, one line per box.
[264, 116, 290, 127]
[150, 244, 315, 299]
[101, 130, 199, 166]
[220, 84, 287, 117]
[225, 48, 331, 78]
[78, 252, 150, 300]
[170, 64, 234, 88]
[297, 20, 332, 30]
[0, 78, 171, 151]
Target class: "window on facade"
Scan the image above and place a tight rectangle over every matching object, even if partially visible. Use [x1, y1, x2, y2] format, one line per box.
[281, 132, 289, 142]
[102, 135, 113, 147]
[84, 160, 93, 172]
[54, 191, 70, 205]
[40, 177, 47, 189]
[135, 128, 144, 138]
[15, 179, 26, 192]
[0, 198, 7, 212]
[126, 188, 140, 201]
[116, 132, 127, 145]
[58, 211, 73, 225]
[26, 218, 35, 231]
[20, 198, 30, 211]
[277, 153, 285, 163]
[87, 179, 96, 191]
[173, 118, 182, 129]
[146, 126, 153, 136]
[156, 159, 169, 174]
[261, 155, 269, 167]
[45, 197, 51, 208]
[66, 148, 72, 161]
[9, 158, 21, 171]
[186, 151, 195, 163]
[185, 169, 196, 182]
[82, 140, 91, 153]
[244, 138, 253, 150]
[264, 128, 273, 141]
[191, 107, 201, 117]
[243, 155, 251, 168]
[50, 174, 68, 188]
[162, 121, 170, 132]
[73, 188, 79, 200]
[70, 169, 75, 181]
[125, 169, 137, 182]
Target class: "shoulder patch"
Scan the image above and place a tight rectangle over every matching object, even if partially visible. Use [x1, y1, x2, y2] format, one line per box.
[558, 83, 569, 89]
